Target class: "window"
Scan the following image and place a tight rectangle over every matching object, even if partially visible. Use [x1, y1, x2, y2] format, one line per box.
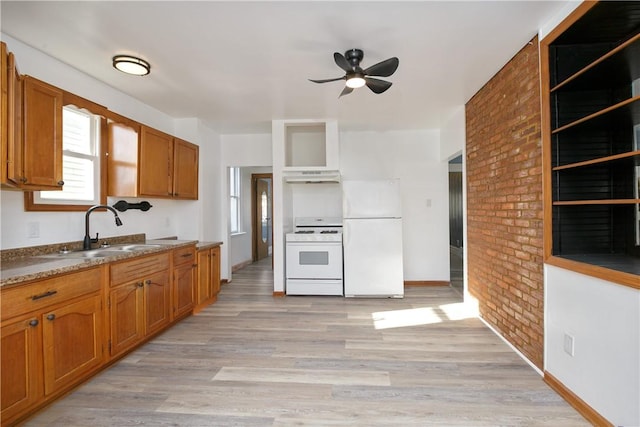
[230, 167, 241, 234]
[26, 102, 105, 210]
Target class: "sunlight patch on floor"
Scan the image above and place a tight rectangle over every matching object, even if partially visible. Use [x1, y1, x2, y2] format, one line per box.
[372, 302, 477, 330]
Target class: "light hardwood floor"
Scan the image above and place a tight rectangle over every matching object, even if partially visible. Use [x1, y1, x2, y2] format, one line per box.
[24, 257, 588, 426]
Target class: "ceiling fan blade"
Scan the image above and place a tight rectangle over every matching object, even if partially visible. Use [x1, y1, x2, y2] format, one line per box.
[334, 52, 352, 72]
[365, 77, 392, 94]
[339, 86, 354, 97]
[309, 77, 345, 84]
[363, 57, 399, 77]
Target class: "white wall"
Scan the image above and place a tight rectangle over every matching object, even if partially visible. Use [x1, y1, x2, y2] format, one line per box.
[439, 106, 465, 162]
[340, 130, 450, 281]
[290, 183, 342, 219]
[545, 265, 640, 426]
[0, 34, 216, 250]
[220, 134, 272, 281]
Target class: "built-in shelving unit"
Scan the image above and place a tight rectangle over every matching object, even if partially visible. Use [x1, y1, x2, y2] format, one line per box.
[281, 119, 339, 171]
[541, 1, 640, 285]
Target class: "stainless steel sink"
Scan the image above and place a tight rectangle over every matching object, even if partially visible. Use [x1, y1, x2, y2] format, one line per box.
[39, 249, 131, 259]
[38, 243, 165, 260]
[116, 244, 163, 251]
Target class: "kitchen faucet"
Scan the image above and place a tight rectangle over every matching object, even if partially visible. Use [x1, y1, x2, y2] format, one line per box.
[83, 205, 123, 250]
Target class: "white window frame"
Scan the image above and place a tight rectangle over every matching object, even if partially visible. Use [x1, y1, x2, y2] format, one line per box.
[230, 167, 241, 234]
[31, 105, 102, 208]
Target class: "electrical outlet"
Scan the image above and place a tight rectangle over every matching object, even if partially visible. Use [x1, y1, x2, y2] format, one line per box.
[27, 222, 40, 238]
[563, 333, 575, 357]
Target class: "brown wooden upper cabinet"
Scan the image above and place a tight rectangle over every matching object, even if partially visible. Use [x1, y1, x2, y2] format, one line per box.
[108, 123, 198, 199]
[1, 42, 63, 190]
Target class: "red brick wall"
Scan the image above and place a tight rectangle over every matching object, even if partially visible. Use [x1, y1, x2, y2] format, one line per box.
[465, 36, 544, 369]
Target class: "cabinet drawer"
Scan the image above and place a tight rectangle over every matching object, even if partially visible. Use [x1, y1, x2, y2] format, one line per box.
[1, 267, 102, 321]
[110, 253, 169, 286]
[172, 246, 195, 266]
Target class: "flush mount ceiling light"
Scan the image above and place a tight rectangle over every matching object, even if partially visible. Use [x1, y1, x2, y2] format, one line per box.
[112, 55, 151, 76]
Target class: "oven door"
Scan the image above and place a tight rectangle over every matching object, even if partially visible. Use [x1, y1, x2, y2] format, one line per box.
[285, 241, 343, 280]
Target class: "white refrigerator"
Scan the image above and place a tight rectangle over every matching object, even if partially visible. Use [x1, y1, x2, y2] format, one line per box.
[342, 179, 404, 298]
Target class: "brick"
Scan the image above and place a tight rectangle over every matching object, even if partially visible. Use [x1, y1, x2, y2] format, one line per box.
[466, 36, 544, 370]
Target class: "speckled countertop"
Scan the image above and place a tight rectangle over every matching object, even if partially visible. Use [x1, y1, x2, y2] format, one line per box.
[196, 241, 223, 251]
[0, 236, 222, 288]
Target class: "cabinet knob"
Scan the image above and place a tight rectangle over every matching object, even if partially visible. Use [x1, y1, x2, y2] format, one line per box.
[145, 279, 152, 285]
[57, 180, 65, 186]
[29, 319, 39, 327]
[20, 177, 27, 183]
[46, 314, 56, 321]
[137, 282, 144, 288]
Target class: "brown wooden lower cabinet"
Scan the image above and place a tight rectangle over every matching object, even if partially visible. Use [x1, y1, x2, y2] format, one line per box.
[42, 294, 103, 396]
[172, 246, 196, 320]
[195, 245, 221, 312]
[0, 267, 103, 426]
[108, 253, 171, 359]
[1, 244, 220, 425]
[1, 313, 42, 423]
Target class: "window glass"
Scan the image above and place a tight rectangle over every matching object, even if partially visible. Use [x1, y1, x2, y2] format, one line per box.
[230, 167, 241, 233]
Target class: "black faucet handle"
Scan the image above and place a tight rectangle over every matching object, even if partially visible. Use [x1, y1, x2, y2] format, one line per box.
[91, 232, 99, 243]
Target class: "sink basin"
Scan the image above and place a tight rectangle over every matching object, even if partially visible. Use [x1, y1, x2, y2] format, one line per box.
[37, 243, 165, 260]
[39, 249, 131, 259]
[117, 244, 163, 251]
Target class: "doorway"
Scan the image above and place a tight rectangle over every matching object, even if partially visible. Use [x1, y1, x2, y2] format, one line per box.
[251, 173, 273, 265]
[448, 155, 463, 294]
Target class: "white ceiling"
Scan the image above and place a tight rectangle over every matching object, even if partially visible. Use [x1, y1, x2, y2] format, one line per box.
[1, 1, 568, 134]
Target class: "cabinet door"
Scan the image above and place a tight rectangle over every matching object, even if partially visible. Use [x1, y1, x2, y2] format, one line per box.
[107, 121, 140, 197]
[196, 249, 212, 304]
[172, 138, 198, 199]
[173, 261, 195, 319]
[144, 270, 171, 336]
[21, 76, 63, 189]
[109, 282, 144, 357]
[42, 294, 103, 396]
[5, 50, 23, 187]
[211, 246, 221, 296]
[139, 126, 172, 197]
[1, 43, 7, 185]
[1, 315, 42, 422]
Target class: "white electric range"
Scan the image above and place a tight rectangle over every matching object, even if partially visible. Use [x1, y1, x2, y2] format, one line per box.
[285, 217, 343, 296]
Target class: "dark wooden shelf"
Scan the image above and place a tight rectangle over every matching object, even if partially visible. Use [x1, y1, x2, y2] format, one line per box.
[551, 34, 640, 93]
[552, 95, 640, 133]
[553, 2, 640, 46]
[553, 199, 640, 206]
[553, 150, 640, 171]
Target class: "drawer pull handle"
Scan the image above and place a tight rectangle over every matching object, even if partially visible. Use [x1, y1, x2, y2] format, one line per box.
[29, 319, 39, 327]
[31, 290, 58, 300]
[47, 314, 56, 321]
[181, 253, 192, 258]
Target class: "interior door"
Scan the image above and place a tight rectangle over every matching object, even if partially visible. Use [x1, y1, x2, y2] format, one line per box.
[252, 174, 272, 262]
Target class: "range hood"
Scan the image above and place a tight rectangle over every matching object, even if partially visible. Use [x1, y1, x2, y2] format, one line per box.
[283, 170, 341, 184]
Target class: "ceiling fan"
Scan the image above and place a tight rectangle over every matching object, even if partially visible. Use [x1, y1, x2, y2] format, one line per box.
[309, 49, 399, 97]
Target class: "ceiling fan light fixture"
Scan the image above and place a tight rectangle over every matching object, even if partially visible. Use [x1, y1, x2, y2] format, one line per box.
[112, 55, 151, 76]
[346, 75, 365, 89]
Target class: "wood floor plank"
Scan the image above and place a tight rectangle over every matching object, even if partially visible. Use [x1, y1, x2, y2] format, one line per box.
[23, 256, 589, 426]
